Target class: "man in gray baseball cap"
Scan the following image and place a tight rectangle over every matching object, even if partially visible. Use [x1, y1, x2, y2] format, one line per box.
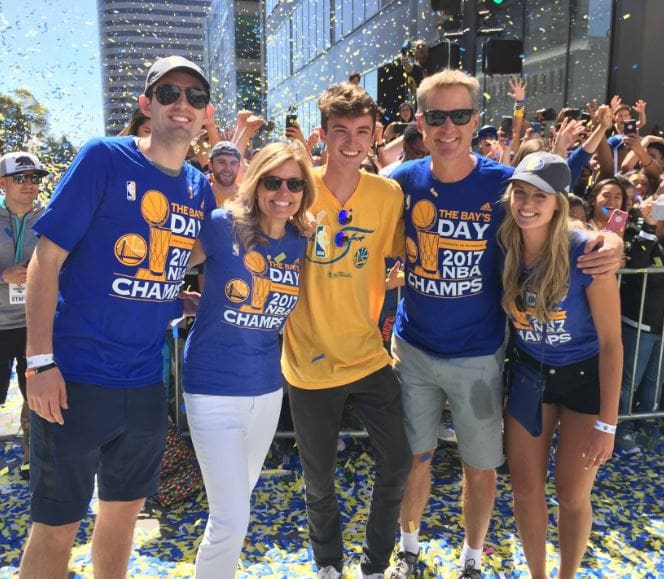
[144, 55, 210, 96]
[208, 141, 242, 206]
[19, 56, 216, 578]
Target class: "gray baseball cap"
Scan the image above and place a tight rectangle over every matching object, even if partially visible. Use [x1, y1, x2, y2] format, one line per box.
[508, 151, 571, 194]
[144, 55, 210, 95]
[209, 141, 241, 161]
[0, 152, 48, 177]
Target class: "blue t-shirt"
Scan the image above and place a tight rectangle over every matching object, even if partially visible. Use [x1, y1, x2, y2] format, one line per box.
[391, 155, 513, 358]
[34, 137, 215, 387]
[607, 134, 623, 150]
[508, 233, 599, 366]
[183, 210, 306, 396]
[566, 146, 591, 189]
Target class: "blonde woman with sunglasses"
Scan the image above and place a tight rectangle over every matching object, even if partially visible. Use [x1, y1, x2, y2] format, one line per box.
[182, 142, 316, 578]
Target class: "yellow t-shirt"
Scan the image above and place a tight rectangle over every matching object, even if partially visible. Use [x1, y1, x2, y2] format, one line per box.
[282, 168, 405, 389]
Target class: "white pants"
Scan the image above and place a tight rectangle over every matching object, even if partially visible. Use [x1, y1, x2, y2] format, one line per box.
[184, 388, 283, 579]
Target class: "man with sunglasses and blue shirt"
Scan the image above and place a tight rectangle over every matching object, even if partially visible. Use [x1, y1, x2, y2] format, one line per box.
[0, 152, 47, 479]
[385, 70, 623, 579]
[282, 83, 411, 579]
[19, 56, 216, 578]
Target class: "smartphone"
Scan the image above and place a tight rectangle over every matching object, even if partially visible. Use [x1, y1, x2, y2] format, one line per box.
[651, 196, 664, 220]
[537, 107, 557, 121]
[623, 119, 638, 135]
[603, 208, 628, 232]
[564, 108, 581, 120]
[531, 122, 542, 134]
[500, 116, 513, 135]
[580, 111, 591, 124]
[286, 114, 298, 129]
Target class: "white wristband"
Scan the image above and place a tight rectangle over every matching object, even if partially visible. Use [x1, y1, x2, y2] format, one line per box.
[26, 353, 54, 369]
[594, 420, 617, 435]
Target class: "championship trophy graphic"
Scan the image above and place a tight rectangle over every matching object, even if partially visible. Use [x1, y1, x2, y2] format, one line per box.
[412, 199, 440, 278]
[136, 190, 171, 280]
[238, 251, 299, 313]
[241, 251, 272, 312]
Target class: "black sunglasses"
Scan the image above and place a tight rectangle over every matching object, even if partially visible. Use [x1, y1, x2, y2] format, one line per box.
[423, 109, 474, 126]
[261, 176, 306, 193]
[153, 84, 210, 110]
[12, 174, 43, 184]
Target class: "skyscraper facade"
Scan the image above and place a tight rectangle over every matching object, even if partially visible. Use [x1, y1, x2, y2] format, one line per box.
[98, 0, 210, 135]
[206, 0, 264, 127]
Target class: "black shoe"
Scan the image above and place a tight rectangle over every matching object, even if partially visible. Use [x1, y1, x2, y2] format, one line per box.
[19, 462, 30, 481]
[385, 550, 419, 578]
[457, 560, 481, 578]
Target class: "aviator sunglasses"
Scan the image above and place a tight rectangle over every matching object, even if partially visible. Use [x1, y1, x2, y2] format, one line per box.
[260, 176, 306, 193]
[334, 209, 354, 247]
[423, 109, 474, 126]
[153, 84, 210, 110]
[12, 174, 43, 185]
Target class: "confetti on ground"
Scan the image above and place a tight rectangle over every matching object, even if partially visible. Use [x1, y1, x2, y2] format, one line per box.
[1, 384, 662, 578]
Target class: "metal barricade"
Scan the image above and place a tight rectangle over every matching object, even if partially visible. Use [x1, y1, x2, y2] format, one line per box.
[167, 270, 664, 434]
[617, 266, 664, 422]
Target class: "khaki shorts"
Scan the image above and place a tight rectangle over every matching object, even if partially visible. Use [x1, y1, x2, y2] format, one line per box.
[391, 335, 505, 470]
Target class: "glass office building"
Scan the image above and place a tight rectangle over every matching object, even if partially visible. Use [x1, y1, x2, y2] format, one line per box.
[206, 0, 264, 127]
[265, 0, 615, 136]
[98, 0, 210, 135]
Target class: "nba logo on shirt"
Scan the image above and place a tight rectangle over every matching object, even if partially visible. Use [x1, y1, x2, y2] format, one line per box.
[126, 181, 136, 201]
[314, 225, 329, 258]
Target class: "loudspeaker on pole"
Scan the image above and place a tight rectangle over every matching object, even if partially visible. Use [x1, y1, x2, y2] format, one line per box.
[483, 38, 523, 75]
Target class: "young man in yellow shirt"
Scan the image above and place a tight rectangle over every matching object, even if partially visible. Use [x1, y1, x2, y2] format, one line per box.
[282, 83, 411, 579]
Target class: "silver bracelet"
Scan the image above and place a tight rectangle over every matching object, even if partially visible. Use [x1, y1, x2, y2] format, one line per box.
[594, 420, 617, 435]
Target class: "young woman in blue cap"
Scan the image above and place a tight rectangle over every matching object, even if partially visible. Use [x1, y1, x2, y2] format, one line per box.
[498, 151, 622, 579]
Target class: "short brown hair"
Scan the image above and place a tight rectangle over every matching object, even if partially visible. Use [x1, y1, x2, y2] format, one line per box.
[318, 83, 377, 131]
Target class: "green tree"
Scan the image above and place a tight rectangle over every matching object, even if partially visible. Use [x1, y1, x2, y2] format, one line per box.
[0, 90, 76, 200]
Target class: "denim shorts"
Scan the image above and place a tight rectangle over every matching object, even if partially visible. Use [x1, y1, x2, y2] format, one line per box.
[514, 348, 601, 414]
[30, 381, 168, 526]
[391, 335, 505, 470]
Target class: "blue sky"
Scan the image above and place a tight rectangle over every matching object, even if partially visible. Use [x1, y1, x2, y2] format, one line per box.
[0, 0, 104, 147]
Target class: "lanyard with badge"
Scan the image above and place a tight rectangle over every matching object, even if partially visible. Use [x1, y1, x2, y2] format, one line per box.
[1, 197, 28, 305]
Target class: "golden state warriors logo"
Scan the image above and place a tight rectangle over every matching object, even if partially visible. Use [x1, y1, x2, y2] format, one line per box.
[524, 156, 545, 171]
[405, 237, 418, 264]
[353, 247, 369, 268]
[225, 279, 250, 303]
[114, 234, 147, 266]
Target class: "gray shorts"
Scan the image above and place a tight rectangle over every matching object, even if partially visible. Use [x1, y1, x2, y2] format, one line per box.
[391, 335, 505, 470]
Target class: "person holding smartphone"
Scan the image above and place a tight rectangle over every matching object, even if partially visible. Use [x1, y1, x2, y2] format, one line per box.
[500, 152, 622, 579]
[586, 178, 628, 235]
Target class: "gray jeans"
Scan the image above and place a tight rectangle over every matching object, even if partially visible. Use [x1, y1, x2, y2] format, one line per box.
[288, 365, 411, 574]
